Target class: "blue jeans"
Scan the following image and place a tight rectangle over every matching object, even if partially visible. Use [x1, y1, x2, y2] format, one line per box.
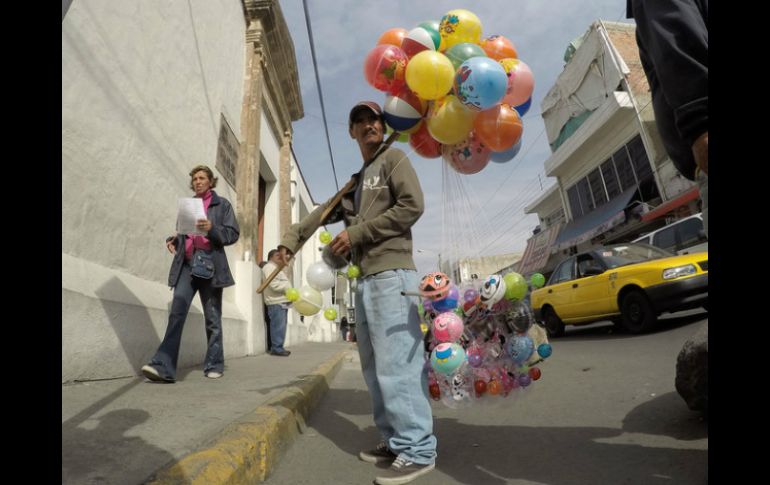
[149, 263, 224, 379]
[266, 304, 288, 353]
[355, 269, 437, 465]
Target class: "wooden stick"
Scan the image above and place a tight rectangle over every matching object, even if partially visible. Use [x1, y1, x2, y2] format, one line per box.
[257, 131, 399, 294]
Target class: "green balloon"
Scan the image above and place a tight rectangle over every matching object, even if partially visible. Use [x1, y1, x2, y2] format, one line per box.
[347, 265, 361, 279]
[319, 231, 333, 245]
[323, 307, 337, 321]
[445, 42, 487, 71]
[503, 272, 528, 301]
[285, 287, 299, 302]
[530, 273, 546, 289]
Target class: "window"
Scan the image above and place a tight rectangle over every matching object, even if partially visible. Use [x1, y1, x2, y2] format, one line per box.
[627, 135, 653, 182]
[601, 159, 621, 199]
[588, 168, 607, 207]
[215, 113, 239, 189]
[678, 218, 706, 248]
[567, 185, 582, 219]
[652, 227, 678, 252]
[577, 178, 594, 214]
[577, 254, 600, 278]
[549, 258, 575, 285]
[613, 146, 637, 192]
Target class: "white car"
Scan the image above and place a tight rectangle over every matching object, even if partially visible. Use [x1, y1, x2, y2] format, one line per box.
[633, 213, 707, 255]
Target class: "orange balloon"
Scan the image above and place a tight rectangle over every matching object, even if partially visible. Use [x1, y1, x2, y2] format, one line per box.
[378, 28, 408, 47]
[474, 104, 523, 152]
[480, 35, 518, 61]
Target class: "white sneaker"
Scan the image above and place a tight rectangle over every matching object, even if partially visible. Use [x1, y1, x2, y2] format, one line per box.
[206, 371, 223, 379]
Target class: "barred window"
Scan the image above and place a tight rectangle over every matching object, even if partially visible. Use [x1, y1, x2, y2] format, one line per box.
[215, 113, 239, 189]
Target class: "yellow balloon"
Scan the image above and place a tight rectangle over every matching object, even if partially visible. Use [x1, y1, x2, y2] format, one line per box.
[405, 51, 455, 100]
[426, 95, 476, 145]
[439, 9, 482, 50]
[293, 285, 322, 316]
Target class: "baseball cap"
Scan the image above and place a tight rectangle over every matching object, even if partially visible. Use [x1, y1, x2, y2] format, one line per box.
[348, 101, 383, 127]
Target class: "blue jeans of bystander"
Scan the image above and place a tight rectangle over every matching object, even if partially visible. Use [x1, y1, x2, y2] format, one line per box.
[266, 304, 288, 353]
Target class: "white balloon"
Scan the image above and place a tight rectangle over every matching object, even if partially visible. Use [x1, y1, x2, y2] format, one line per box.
[306, 262, 336, 291]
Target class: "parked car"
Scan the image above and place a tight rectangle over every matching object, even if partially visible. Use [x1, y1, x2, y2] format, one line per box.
[531, 242, 708, 337]
[632, 213, 707, 255]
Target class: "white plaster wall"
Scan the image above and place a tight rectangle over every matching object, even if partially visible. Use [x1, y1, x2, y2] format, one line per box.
[62, 0, 249, 381]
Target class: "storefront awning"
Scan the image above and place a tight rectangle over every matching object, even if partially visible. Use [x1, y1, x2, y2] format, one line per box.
[516, 222, 563, 275]
[640, 186, 700, 222]
[553, 187, 637, 251]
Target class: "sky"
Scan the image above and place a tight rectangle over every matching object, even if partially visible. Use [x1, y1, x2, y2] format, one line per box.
[280, 0, 633, 276]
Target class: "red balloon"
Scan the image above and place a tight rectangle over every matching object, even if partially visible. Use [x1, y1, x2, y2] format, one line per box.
[409, 121, 442, 158]
[364, 44, 408, 94]
[429, 382, 442, 400]
[474, 379, 487, 396]
[529, 367, 542, 380]
[474, 104, 523, 152]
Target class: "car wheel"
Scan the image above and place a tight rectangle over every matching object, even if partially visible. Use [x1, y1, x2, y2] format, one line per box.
[542, 307, 565, 338]
[620, 290, 657, 334]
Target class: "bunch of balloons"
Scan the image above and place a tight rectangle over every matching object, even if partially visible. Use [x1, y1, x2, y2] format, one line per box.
[363, 9, 535, 175]
[418, 270, 551, 408]
[283, 231, 362, 318]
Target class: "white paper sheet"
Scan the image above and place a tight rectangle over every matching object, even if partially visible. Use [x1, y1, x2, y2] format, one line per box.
[176, 197, 207, 235]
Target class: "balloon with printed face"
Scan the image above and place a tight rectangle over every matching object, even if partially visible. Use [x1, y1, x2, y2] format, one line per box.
[408, 121, 442, 158]
[507, 335, 535, 364]
[480, 35, 518, 61]
[364, 44, 408, 94]
[454, 57, 508, 111]
[479, 274, 507, 306]
[430, 342, 466, 374]
[293, 285, 323, 316]
[432, 311, 464, 342]
[377, 27, 407, 47]
[442, 131, 491, 175]
[419, 271, 452, 300]
[405, 50, 455, 100]
[426, 95, 475, 145]
[499, 58, 535, 108]
[473, 104, 523, 152]
[306, 261, 336, 291]
[439, 9, 482, 50]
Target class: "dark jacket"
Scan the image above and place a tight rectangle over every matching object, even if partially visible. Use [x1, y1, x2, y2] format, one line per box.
[168, 190, 240, 288]
[628, 0, 708, 180]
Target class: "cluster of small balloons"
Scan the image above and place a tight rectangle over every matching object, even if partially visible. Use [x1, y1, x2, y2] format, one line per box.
[283, 230, 361, 318]
[363, 8, 535, 175]
[417, 269, 550, 408]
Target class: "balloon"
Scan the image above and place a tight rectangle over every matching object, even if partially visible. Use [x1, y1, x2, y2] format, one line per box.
[479, 274, 507, 306]
[364, 44, 408, 94]
[454, 57, 508, 111]
[439, 9, 482, 50]
[531, 272, 546, 288]
[537, 343, 553, 359]
[432, 311, 464, 343]
[442, 131, 491, 175]
[513, 97, 532, 117]
[480, 35, 518, 61]
[418, 20, 445, 51]
[323, 307, 337, 321]
[293, 285, 323, 316]
[432, 285, 460, 312]
[529, 367, 542, 380]
[507, 335, 535, 364]
[386, 125, 409, 143]
[473, 104, 523, 152]
[377, 28, 407, 47]
[306, 261, 336, 291]
[347, 265, 361, 279]
[430, 342, 466, 374]
[319, 231, 332, 245]
[408, 121, 442, 158]
[285, 287, 299, 302]
[489, 139, 522, 163]
[444, 42, 487, 71]
[499, 58, 535, 107]
[322, 244, 348, 269]
[383, 85, 427, 132]
[401, 26, 440, 59]
[426, 95, 475, 145]
[405, 50, 455, 100]
[503, 272, 528, 301]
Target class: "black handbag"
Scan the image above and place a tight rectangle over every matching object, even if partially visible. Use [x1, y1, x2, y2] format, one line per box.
[191, 250, 215, 279]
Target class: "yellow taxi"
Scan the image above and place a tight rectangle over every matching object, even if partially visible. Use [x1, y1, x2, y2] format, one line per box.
[531, 242, 708, 337]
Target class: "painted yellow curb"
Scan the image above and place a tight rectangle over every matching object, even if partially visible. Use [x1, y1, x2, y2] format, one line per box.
[146, 349, 348, 484]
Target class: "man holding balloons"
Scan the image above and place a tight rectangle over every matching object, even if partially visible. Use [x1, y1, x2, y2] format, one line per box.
[277, 100, 436, 484]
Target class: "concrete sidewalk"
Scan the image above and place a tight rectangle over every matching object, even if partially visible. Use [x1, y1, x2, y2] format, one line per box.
[62, 342, 355, 484]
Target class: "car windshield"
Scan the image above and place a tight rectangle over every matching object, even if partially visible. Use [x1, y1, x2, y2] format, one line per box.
[595, 243, 674, 269]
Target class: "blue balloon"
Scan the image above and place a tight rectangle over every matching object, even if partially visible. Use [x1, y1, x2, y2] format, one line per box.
[454, 57, 508, 111]
[514, 97, 531, 117]
[490, 139, 522, 163]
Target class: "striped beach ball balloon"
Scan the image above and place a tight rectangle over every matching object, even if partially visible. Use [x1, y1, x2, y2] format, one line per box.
[401, 26, 441, 59]
[383, 87, 427, 132]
